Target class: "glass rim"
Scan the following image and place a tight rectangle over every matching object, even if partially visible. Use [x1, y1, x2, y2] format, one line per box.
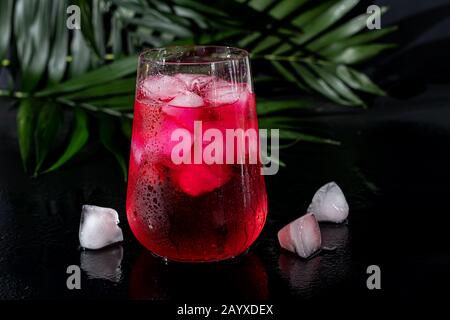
[138, 45, 250, 65]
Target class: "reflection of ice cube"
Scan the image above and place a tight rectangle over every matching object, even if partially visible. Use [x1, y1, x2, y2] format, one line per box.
[171, 164, 233, 197]
[278, 213, 321, 258]
[142, 75, 187, 101]
[79, 205, 123, 250]
[320, 224, 349, 250]
[307, 182, 349, 223]
[80, 245, 123, 283]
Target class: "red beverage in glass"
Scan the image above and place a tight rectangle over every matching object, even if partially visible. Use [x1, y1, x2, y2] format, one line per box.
[126, 46, 268, 262]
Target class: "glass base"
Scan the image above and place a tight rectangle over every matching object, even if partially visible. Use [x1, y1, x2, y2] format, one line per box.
[148, 247, 251, 264]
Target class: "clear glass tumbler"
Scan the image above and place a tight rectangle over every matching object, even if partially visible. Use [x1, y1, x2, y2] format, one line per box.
[126, 46, 268, 262]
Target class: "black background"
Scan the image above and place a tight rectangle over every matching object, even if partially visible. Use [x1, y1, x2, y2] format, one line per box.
[1, 0, 450, 315]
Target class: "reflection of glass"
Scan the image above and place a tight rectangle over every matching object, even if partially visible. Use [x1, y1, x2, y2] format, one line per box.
[80, 245, 123, 283]
[130, 250, 268, 300]
[126, 46, 268, 262]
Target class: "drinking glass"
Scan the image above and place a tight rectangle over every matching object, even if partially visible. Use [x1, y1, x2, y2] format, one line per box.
[126, 46, 268, 262]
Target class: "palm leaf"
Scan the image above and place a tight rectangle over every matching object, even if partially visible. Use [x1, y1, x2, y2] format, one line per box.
[257, 97, 313, 116]
[307, 6, 388, 51]
[14, 0, 52, 91]
[319, 26, 397, 56]
[34, 102, 63, 174]
[48, 0, 69, 84]
[220, 0, 393, 106]
[36, 56, 137, 96]
[73, 0, 103, 58]
[335, 65, 385, 95]
[258, 116, 339, 145]
[16, 99, 38, 172]
[63, 78, 136, 100]
[45, 108, 89, 173]
[69, 29, 92, 77]
[292, 0, 360, 46]
[0, 0, 13, 61]
[2, 0, 396, 177]
[326, 44, 397, 64]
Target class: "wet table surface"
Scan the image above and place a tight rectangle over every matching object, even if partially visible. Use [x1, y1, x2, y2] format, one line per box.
[1, 85, 450, 305]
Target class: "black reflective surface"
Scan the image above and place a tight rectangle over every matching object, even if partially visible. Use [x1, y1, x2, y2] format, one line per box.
[1, 83, 450, 304]
[2, 0, 450, 306]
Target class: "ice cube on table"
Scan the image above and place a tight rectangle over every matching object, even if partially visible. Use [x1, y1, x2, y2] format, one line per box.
[278, 213, 322, 258]
[142, 75, 187, 101]
[171, 164, 233, 197]
[307, 182, 349, 223]
[79, 205, 124, 250]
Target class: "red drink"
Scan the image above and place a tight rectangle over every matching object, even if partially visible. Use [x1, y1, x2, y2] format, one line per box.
[126, 47, 268, 262]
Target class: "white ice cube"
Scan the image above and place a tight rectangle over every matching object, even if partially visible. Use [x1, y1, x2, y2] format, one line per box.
[79, 205, 124, 250]
[142, 75, 187, 101]
[278, 213, 322, 258]
[204, 82, 245, 106]
[175, 73, 214, 91]
[168, 91, 204, 107]
[307, 182, 349, 223]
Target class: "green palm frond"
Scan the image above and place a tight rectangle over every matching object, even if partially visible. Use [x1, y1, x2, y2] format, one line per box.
[0, 0, 396, 177]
